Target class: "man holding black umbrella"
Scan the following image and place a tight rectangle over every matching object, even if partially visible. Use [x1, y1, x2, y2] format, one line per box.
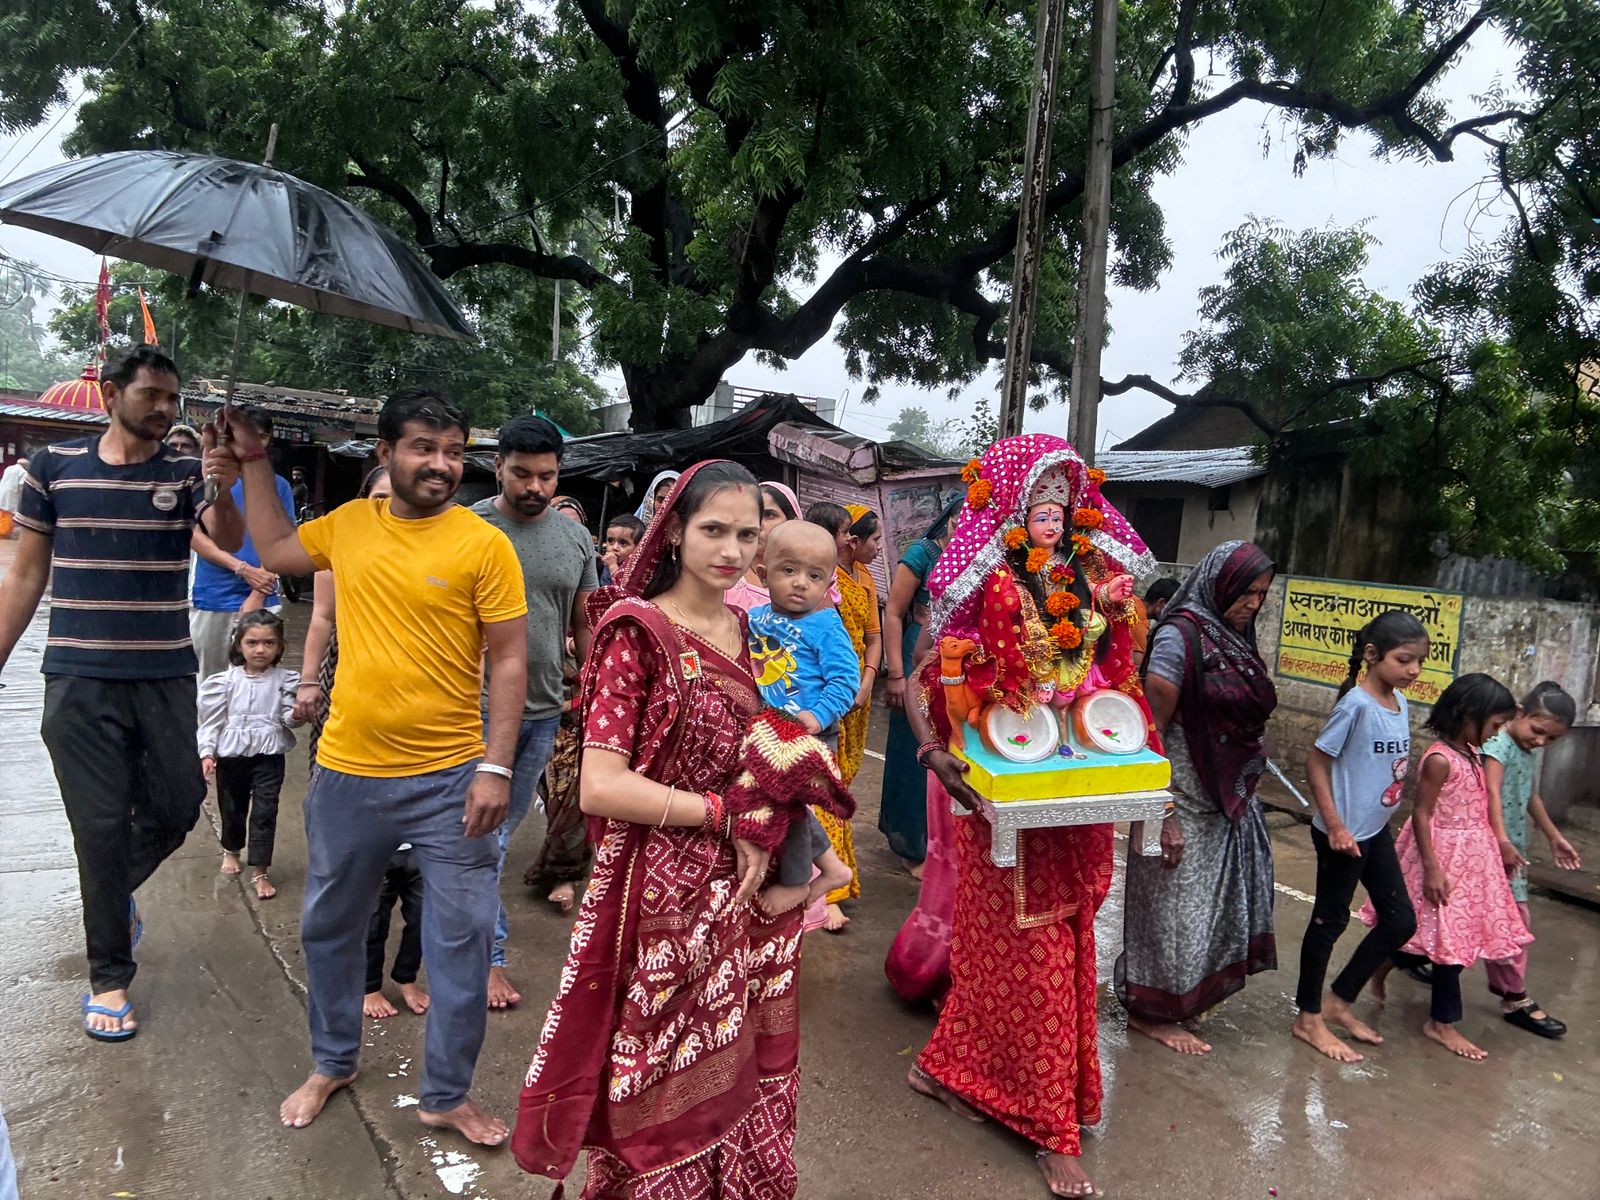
[0, 344, 245, 1042]
[216, 389, 526, 1146]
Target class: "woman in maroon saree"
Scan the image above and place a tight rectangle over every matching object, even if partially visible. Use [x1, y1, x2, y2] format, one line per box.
[514, 461, 804, 1199]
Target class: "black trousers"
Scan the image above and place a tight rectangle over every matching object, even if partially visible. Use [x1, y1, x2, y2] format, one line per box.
[1393, 951, 1466, 1024]
[41, 675, 206, 993]
[365, 850, 424, 994]
[1295, 825, 1417, 1012]
[216, 752, 286, 866]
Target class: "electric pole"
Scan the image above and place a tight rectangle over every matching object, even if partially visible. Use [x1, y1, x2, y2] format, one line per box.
[1067, 0, 1118, 465]
[996, 0, 1069, 441]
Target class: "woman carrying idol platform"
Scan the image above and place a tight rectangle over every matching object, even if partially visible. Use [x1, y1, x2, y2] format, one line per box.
[902, 433, 1160, 1198]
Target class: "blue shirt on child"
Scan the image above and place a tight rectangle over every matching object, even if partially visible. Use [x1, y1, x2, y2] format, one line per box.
[747, 604, 859, 731]
[1313, 687, 1412, 842]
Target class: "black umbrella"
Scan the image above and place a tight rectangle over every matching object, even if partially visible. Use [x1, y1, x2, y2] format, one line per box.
[0, 144, 474, 341]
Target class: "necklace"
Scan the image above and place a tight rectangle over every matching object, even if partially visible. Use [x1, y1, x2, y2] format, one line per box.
[662, 596, 740, 659]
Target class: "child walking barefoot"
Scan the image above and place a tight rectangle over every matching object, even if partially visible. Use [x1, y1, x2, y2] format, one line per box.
[1292, 612, 1428, 1062]
[746, 521, 857, 915]
[1483, 681, 1581, 1038]
[363, 845, 430, 1019]
[198, 611, 301, 901]
[1362, 673, 1531, 1060]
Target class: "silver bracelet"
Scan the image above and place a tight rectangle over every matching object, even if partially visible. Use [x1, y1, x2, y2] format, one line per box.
[475, 762, 514, 779]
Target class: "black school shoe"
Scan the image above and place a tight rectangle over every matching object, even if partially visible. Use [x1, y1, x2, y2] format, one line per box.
[1503, 1001, 1567, 1039]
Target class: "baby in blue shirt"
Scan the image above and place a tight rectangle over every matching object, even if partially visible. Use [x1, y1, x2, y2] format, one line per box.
[747, 521, 857, 915]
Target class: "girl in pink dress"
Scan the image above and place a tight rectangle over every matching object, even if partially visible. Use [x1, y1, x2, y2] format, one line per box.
[1363, 673, 1532, 1060]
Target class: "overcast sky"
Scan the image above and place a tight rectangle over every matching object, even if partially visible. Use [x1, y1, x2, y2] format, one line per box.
[0, 31, 1517, 447]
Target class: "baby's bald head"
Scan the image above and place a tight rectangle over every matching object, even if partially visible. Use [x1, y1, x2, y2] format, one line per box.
[763, 520, 840, 615]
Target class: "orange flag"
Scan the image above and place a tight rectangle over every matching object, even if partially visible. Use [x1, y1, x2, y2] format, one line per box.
[138, 288, 159, 345]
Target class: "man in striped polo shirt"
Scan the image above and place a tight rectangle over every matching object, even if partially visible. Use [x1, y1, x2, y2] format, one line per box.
[0, 344, 244, 1042]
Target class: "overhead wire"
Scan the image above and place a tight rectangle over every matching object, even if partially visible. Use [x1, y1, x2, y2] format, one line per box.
[0, 22, 144, 186]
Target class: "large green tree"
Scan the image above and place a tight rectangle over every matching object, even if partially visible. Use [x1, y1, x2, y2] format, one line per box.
[6, 0, 1593, 437]
[1167, 217, 1599, 567]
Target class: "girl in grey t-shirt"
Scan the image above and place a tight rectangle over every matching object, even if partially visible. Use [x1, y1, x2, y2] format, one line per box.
[1292, 611, 1431, 1062]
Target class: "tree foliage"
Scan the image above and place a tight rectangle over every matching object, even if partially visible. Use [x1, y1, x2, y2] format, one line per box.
[1170, 217, 1598, 568]
[6, 0, 1592, 435]
[0, 259, 75, 390]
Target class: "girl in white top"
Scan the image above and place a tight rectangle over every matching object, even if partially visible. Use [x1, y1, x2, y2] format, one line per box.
[198, 610, 301, 900]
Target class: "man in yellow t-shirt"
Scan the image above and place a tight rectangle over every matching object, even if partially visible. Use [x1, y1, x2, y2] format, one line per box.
[219, 390, 526, 1149]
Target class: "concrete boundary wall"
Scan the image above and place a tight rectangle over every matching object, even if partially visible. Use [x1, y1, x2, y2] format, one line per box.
[1147, 563, 1600, 779]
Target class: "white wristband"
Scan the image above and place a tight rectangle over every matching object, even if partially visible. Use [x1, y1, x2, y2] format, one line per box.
[475, 763, 513, 779]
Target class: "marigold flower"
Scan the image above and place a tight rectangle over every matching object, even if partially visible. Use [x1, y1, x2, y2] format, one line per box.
[967, 478, 992, 508]
[1003, 526, 1029, 550]
[1045, 591, 1074, 617]
[1051, 619, 1084, 649]
[1025, 547, 1051, 574]
[1087, 467, 1107, 487]
[1073, 506, 1104, 530]
[1048, 564, 1075, 586]
[961, 458, 983, 484]
[1071, 533, 1093, 555]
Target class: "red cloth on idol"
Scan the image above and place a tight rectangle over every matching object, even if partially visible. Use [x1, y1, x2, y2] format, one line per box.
[916, 815, 1114, 1156]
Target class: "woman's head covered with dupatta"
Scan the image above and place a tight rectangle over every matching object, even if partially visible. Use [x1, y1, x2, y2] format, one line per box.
[606, 460, 760, 605]
[1163, 540, 1275, 645]
[635, 469, 683, 521]
[927, 433, 1155, 641]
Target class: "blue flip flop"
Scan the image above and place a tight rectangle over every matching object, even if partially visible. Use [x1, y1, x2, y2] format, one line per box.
[82, 994, 137, 1042]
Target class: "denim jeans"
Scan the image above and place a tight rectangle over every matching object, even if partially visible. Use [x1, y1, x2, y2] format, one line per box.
[301, 761, 497, 1112]
[491, 715, 561, 969]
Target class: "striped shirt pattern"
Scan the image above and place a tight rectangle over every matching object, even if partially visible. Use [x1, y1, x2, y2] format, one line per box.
[17, 436, 205, 679]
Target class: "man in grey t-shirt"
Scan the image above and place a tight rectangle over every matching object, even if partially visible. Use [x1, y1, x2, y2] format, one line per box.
[470, 416, 596, 1009]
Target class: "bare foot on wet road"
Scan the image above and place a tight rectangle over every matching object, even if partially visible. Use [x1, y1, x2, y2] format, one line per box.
[1291, 1011, 1363, 1063]
[1424, 1020, 1488, 1060]
[399, 981, 431, 1015]
[280, 1071, 357, 1128]
[1323, 995, 1384, 1046]
[419, 1098, 510, 1146]
[487, 966, 521, 1009]
[907, 1066, 986, 1123]
[364, 990, 399, 1019]
[1038, 1150, 1096, 1197]
[1128, 1013, 1211, 1055]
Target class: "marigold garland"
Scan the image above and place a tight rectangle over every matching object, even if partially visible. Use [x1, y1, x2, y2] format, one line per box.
[1045, 591, 1075, 617]
[1048, 563, 1075, 586]
[1025, 546, 1051, 574]
[1051, 619, 1084, 649]
[1071, 533, 1093, 555]
[961, 458, 983, 484]
[1003, 526, 1029, 550]
[967, 478, 992, 508]
[1087, 467, 1107, 487]
[1073, 506, 1104, 530]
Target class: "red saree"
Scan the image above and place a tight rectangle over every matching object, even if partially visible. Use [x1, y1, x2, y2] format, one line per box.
[513, 597, 803, 1198]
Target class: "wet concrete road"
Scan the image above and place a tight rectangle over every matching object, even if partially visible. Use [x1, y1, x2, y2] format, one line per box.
[2, 576, 1596, 1199]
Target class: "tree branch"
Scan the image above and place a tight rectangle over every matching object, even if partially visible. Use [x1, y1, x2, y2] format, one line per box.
[1100, 374, 1282, 438]
[347, 161, 613, 289]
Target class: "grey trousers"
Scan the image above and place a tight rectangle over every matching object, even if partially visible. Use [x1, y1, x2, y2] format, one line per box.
[302, 761, 498, 1111]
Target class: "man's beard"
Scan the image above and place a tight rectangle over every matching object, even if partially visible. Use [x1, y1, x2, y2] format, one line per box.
[394, 468, 459, 509]
[510, 492, 550, 516]
[115, 409, 170, 442]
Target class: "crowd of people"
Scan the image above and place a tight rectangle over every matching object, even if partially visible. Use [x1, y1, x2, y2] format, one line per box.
[0, 346, 1582, 1198]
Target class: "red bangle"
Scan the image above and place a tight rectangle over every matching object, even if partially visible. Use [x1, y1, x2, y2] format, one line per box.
[915, 740, 944, 766]
[701, 791, 725, 837]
